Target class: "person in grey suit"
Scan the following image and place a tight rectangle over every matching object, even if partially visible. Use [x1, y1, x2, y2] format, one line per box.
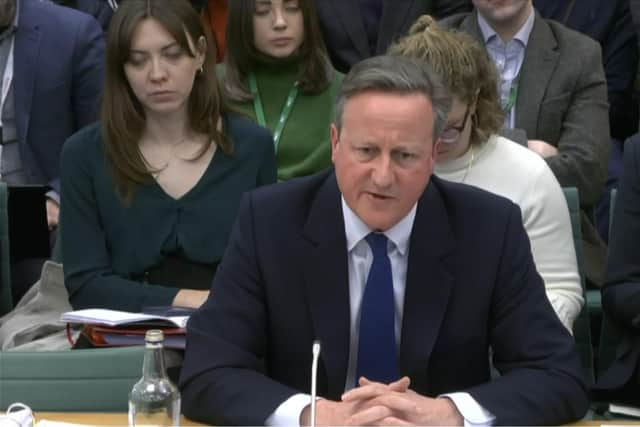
[315, 0, 472, 73]
[441, 0, 610, 287]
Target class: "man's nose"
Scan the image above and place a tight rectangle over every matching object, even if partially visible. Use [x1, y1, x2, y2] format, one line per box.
[371, 156, 394, 188]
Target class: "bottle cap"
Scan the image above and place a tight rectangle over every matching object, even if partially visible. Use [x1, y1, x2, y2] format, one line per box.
[145, 329, 164, 343]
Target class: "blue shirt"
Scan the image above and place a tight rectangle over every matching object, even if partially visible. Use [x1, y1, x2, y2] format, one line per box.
[477, 9, 535, 129]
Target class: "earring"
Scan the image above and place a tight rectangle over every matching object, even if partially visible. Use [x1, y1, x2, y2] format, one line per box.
[197, 65, 204, 75]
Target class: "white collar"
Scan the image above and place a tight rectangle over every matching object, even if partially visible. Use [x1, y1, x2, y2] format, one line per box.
[342, 196, 416, 256]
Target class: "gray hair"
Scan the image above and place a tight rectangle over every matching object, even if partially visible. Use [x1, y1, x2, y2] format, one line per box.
[334, 55, 451, 141]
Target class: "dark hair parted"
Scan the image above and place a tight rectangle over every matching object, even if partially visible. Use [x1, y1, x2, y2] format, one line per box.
[101, 0, 231, 202]
[388, 15, 504, 148]
[334, 55, 451, 142]
[223, 0, 334, 102]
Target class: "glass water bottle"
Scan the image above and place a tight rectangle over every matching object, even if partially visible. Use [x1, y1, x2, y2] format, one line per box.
[128, 329, 181, 427]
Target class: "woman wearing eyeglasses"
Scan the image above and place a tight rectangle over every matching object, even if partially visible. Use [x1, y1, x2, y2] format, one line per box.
[390, 16, 583, 331]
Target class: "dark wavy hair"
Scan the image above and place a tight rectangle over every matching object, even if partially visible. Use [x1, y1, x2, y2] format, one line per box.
[222, 0, 334, 102]
[389, 15, 504, 148]
[101, 0, 231, 202]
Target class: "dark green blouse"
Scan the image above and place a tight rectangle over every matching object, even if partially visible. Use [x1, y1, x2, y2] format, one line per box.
[60, 114, 277, 312]
[227, 61, 343, 181]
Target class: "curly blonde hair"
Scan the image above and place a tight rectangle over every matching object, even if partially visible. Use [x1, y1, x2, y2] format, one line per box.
[388, 15, 504, 147]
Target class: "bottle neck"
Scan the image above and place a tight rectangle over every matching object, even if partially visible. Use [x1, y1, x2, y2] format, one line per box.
[142, 342, 167, 380]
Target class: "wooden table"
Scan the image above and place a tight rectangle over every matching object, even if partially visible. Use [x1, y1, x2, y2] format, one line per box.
[572, 422, 640, 426]
[35, 412, 207, 426]
[35, 413, 640, 426]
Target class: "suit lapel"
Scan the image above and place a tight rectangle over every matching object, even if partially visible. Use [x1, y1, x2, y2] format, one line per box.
[398, 180, 456, 395]
[330, 0, 371, 59]
[14, 1, 41, 144]
[376, 0, 418, 54]
[301, 173, 352, 399]
[515, 12, 559, 136]
[458, 11, 485, 46]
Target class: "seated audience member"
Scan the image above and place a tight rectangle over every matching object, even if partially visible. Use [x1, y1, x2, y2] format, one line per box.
[2, 0, 104, 304]
[180, 55, 589, 426]
[595, 137, 640, 406]
[315, 0, 473, 73]
[533, 0, 639, 242]
[534, 0, 638, 143]
[222, 0, 342, 181]
[442, 0, 610, 288]
[389, 16, 583, 332]
[60, 0, 277, 312]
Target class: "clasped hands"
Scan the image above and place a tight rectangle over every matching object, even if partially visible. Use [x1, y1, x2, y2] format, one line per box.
[300, 376, 463, 426]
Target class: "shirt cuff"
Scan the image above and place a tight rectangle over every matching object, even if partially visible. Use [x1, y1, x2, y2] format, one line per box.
[45, 190, 60, 204]
[265, 393, 313, 426]
[441, 392, 495, 426]
[548, 293, 575, 334]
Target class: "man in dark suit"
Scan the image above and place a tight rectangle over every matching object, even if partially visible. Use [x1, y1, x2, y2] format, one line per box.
[315, 0, 472, 73]
[441, 0, 610, 288]
[3, 0, 104, 301]
[180, 55, 588, 426]
[533, 0, 639, 243]
[596, 135, 640, 406]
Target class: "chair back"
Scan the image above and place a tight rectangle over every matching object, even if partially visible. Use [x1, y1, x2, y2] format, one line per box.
[563, 187, 594, 383]
[0, 346, 145, 411]
[598, 188, 623, 375]
[0, 182, 12, 315]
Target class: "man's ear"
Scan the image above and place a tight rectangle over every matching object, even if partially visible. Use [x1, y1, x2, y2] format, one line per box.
[330, 123, 339, 163]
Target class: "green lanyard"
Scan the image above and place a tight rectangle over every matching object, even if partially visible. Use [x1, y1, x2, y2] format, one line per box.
[248, 72, 299, 151]
[502, 77, 520, 115]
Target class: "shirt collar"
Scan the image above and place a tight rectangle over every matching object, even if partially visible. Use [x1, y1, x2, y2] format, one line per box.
[342, 197, 416, 256]
[477, 6, 535, 46]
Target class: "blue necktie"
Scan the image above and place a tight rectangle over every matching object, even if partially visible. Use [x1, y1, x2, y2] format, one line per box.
[356, 232, 399, 384]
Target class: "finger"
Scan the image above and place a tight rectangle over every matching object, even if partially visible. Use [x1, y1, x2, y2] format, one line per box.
[342, 382, 391, 402]
[344, 405, 393, 426]
[369, 392, 427, 414]
[359, 376, 410, 391]
[375, 416, 412, 426]
[387, 376, 411, 392]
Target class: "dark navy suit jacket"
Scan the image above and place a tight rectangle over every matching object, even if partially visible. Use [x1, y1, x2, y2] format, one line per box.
[598, 136, 640, 404]
[316, 0, 472, 73]
[179, 170, 589, 425]
[15, 0, 104, 192]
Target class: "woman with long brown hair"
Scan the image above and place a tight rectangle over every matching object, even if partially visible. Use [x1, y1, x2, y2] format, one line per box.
[60, 0, 276, 311]
[222, 0, 342, 181]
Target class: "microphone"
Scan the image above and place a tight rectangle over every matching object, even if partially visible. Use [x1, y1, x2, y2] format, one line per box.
[310, 340, 321, 427]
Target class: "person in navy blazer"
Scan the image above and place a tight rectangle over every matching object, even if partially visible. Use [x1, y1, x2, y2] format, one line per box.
[13, 0, 104, 210]
[315, 0, 472, 73]
[6, 0, 103, 303]
[180, 55, 588, 426]
[596, 135, 640, 405]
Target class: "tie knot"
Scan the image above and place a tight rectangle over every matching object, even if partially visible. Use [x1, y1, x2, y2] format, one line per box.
[365, 232, 388, 258]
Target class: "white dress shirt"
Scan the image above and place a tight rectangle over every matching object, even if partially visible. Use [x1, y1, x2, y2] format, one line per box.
[477, 8, 535, 129]
[266, 198, 495, 426]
